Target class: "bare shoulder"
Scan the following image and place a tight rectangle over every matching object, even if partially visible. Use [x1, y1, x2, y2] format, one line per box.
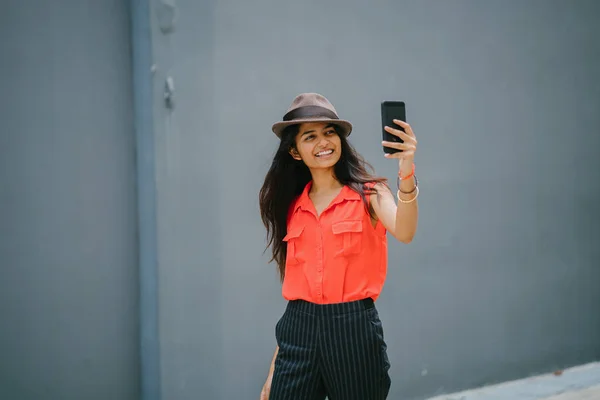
[368, 181, 398, 236]
[368, 182, 394, 205]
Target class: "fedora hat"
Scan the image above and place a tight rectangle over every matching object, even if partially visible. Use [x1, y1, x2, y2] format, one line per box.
[271, 93, 353, 138]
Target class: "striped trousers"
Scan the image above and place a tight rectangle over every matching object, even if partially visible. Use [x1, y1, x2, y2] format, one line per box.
[270, 298, 391, 400]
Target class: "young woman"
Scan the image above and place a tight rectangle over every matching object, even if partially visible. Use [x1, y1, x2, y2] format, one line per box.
[259, 93, 419, 400]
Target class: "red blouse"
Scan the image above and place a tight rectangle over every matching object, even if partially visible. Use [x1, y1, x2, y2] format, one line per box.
[282, 182, 388, 304]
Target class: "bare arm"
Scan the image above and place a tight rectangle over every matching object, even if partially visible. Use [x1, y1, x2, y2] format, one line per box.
[374, 119, 419, 243]
[370, 179, 418, 243]
[260, 346, 279, 399]
[267, 345, 279, 377]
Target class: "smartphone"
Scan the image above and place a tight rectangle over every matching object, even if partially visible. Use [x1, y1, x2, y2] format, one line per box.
[381, 101, 406, 154]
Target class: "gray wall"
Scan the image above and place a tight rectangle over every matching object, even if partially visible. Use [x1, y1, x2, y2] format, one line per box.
[1, 1, 599, 400]
[0, 1, 139, 399]
[154, 0, 600, 399]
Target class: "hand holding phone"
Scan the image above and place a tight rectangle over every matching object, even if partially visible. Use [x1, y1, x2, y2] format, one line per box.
[381, 101, 406, 154]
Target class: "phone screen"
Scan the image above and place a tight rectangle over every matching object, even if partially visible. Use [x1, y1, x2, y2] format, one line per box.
[381, 101, 406, 154]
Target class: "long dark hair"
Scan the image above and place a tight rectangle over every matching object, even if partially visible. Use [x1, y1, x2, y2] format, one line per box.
[259, 124, 387, 282]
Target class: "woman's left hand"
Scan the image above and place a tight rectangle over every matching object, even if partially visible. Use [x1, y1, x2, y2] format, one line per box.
[382, 119, 417, 175]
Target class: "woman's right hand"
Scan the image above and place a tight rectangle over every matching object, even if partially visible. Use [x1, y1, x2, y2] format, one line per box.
[260, 374, 272, 399]
[261, 345, 278, 399]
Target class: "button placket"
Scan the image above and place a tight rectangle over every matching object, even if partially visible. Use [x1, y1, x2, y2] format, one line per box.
[317, 220, 323, 299]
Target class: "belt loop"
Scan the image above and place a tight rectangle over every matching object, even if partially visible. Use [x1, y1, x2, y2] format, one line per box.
[362, 298, 374, 309]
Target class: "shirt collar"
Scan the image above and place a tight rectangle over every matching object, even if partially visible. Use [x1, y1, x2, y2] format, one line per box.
[293, 181, 361, 214]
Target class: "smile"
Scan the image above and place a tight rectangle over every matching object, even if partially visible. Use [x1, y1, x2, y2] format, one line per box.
[315, 149, 334, 157]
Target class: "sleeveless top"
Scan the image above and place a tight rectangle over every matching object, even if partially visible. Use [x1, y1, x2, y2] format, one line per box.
[282, 181, 388, 304]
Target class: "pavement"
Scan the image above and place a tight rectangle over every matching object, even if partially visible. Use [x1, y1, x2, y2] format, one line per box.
[544, 385, 600, 400]
[427, 362, 600, 400]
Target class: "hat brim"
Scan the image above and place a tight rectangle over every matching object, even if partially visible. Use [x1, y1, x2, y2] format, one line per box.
[272, 118, 353, 138]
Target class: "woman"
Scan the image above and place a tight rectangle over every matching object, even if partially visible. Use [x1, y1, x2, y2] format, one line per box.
[259, 93, 419, 400]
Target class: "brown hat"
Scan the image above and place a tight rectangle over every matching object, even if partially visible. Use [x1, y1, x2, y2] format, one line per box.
[271, 93, 353, 138]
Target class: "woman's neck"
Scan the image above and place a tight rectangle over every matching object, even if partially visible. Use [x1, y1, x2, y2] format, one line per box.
[309, 168, 342, 193]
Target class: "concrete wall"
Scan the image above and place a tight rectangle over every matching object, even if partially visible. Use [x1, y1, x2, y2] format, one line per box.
[154, 0, 600, 399]
[1, 1, 599, 400]
[0, 1, 139, 399]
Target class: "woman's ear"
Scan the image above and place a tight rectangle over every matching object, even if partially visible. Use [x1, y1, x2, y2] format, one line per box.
[289, 147, 302, 161]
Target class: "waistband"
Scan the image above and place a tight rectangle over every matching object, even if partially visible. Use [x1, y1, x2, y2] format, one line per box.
[286, 297, 374, 317]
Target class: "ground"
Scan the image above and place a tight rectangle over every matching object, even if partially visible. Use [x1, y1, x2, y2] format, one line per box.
[427, 362, 600, 400]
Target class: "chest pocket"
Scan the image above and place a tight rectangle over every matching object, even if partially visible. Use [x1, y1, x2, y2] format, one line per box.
[332, 220, 363, 257]
[283, 226, 305, 266]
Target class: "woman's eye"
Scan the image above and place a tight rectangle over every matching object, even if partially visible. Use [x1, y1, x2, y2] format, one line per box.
[326, 130, 335, 135]
[305, 135, 314, 141]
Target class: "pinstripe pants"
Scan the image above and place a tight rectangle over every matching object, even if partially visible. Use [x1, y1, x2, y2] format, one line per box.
[270, 298, 391, 400]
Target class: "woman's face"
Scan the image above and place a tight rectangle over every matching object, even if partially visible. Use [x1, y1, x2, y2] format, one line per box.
[290, 122, 342, 170]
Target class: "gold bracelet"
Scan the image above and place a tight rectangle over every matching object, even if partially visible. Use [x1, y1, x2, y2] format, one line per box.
[397, 175, 418, 194]
[397, 186, 419, 204]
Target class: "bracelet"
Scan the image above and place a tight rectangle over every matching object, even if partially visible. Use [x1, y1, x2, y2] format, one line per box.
[398, 163, 415, 181]
[397, 175, 418, 194]
[397, 186, 419, 204]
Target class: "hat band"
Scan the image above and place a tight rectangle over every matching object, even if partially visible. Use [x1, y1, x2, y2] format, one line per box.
[283, 105, 339, 122]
